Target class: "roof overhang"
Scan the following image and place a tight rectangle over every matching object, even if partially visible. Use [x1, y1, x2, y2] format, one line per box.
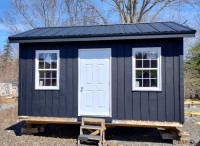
[9, 33, 195, 43]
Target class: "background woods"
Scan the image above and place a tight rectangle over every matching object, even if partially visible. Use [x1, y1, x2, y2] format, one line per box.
[0, 0, 200, 98]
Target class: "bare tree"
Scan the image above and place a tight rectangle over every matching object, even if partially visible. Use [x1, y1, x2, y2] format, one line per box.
[81, 0, 200, 24]
[0, 0, 66, 34]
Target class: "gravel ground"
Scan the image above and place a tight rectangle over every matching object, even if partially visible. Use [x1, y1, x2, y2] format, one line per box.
[0, 106, 200, 146]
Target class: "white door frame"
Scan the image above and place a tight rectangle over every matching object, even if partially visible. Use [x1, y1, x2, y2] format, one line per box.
[78, 48, 112, 117]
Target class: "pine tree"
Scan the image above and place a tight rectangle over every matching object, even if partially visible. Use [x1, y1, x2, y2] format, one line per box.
[185, 42, 200, 74]
[1, 40, 13, 65]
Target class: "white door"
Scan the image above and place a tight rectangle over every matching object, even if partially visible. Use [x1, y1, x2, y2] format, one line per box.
[79, 49, 111, 117]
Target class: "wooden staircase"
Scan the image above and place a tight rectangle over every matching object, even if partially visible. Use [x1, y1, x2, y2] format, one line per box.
[78, 118, 106, 146]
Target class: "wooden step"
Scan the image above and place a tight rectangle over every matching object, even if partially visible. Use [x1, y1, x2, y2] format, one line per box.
[78, 134, 102, 141]
[80, 125, 102, 130]
[82, 118, 105, 123]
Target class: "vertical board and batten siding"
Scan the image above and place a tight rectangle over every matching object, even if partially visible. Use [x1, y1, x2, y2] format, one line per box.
[19, 38, 184, 123]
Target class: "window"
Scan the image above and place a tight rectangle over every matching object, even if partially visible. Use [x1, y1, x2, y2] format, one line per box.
[35, 50, 60, 90]
[132, 47, 161, 91]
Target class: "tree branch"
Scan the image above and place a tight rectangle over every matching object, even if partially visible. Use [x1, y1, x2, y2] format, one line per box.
[82, 0, 108, 24]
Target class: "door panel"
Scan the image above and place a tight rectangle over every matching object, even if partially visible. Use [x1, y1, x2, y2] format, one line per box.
[79, 49, 111, 116]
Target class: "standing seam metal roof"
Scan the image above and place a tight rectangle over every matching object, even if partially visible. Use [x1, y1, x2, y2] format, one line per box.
[8, 22, 196, 42]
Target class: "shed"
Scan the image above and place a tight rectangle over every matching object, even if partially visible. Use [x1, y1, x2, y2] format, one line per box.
[9, 22, 196, 128]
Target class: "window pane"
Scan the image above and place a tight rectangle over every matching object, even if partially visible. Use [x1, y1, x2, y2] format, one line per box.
[39, 62, 44, 69]
[151, 79, 157, 87]
[39, 71, 45, 78]
[39, 79, 45, 86]
[52, 71, 57, 78]
[45, 79, 51, 86]
[143, 79, 149, 87]
[45, 61, 51, 69]
[136, 79, 142, 87]
[136, 60, 142, 68]
[143, 51, 148, 59]
[143, 60, 150, 68]
[45, 53, 51, 61]
[150, 50, 158, 59]
[136, 51, 142, 59]
[136, 70, 142, 78]
[46, 71, 51, 78]
[143, 70, 150, 78]
[151, 60, 157, 68]
[51, 53, 57, 60]
[52, 79, 57, 86]
[39, 53, 44, 61]
[51, 61, 57, 69]
[150, 70, 157, 78]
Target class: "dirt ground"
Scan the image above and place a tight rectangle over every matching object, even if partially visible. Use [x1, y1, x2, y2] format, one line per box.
[0, 96, 17, 106]
[0, 107, 200, 146]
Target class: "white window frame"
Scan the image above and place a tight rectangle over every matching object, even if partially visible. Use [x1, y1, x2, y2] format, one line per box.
[35, 50, 60, 90]
[132, 47, 162, 91]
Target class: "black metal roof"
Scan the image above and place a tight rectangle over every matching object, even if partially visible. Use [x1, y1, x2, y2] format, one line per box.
[9, 22, 196, 43]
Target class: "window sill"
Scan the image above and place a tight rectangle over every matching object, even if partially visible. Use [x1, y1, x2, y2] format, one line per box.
[132, 88, 162, 92]
[35, 87, 59, 90]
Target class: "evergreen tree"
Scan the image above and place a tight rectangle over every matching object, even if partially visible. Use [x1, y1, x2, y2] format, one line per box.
[1, 40, 13, 64]
[185, 42, 200, 74]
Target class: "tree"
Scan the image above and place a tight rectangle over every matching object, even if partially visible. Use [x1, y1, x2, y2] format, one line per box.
[184, 41, 200, 99]
[1, 40, 13, 63]
[0, 0, 66, 34]
[185, 42, 200, 74]
[82, 0, 200, 24]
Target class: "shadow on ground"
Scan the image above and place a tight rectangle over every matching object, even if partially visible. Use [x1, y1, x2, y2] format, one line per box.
[196, 141, 200, 146]
[6, 121, 25, 136]
[6, 122, 171, 144]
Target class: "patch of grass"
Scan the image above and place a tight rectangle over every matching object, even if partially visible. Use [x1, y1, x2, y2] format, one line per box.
[191, 78, 200, 84]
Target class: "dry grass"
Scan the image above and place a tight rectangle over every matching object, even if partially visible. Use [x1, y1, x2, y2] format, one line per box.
[0, 96, 17, 106]
[0, 107, 18, 122]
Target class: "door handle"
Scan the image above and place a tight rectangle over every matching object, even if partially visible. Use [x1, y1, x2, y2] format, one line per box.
[81, 87, 83, 92]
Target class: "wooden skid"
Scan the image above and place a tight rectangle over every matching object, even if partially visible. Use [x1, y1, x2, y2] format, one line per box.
[21, 123, 46, 135]
[21, 127, 38, 134]
[19, 116, 183, 128]
[159, 127, 190, 145]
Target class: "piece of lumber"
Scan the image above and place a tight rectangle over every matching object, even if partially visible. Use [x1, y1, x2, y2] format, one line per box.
[184, 101, 200, 105]
[90, 130, 100, 135]
[80, 125, 102, 130]
[160, 131, 179, 140]
[78, 134, 101, 141]
[82, 118, 105, 123]
[111, 120, 183, 128]
[21, 128, 39, 134]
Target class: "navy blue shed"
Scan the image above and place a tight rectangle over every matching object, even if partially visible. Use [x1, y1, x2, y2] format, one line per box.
[9, 22, 196, 127]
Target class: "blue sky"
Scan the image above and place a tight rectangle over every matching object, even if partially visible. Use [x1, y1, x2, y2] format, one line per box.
[0, 1, 9, 51]
[0, 1, 199, 53]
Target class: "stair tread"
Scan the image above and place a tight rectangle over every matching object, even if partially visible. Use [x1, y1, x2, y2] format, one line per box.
[78, 134, 101, 141]
[81, 125, 102, 129]
[82, 118, 105, 123]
